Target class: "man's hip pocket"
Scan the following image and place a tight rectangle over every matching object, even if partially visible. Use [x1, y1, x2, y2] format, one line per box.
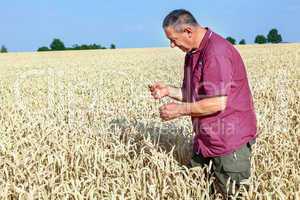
[221, 144, 251, 173]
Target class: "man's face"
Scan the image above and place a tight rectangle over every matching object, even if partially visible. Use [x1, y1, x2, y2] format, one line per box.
[164, 26, 193, 53]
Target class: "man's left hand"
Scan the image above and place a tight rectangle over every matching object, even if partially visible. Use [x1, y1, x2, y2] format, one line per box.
[159, 103, 186, 121]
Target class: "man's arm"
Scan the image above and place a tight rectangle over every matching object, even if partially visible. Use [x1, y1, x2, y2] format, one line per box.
[180, 55, 232, 117]
[181, 96, 227, 117]
[160, 55, 233, 121]
[159, 96, 227, 121]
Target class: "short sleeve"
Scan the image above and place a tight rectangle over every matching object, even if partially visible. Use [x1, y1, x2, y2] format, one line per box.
[202, 55, 233, 97]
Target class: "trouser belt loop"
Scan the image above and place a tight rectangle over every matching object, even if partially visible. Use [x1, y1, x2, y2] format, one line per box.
[246, 142, 251, 149]
[247, 138, 256, 151]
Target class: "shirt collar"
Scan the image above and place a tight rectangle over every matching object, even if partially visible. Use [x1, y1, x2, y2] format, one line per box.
[188, 27, 212, 55]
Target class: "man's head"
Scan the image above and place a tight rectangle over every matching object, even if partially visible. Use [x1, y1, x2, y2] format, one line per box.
[163, 9, 202, 52]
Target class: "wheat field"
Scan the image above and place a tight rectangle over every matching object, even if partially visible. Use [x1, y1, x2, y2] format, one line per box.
[0, 44, 299, 200]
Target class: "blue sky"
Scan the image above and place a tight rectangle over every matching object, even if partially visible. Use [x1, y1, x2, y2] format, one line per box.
[0, 0, 299, 52]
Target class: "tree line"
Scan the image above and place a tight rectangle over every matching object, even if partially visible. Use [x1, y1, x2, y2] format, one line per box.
[0, 28, 285, 53]
[0, 39, 116, 53]
[37, 38, 116, 52]
[226, 28, 283, 45]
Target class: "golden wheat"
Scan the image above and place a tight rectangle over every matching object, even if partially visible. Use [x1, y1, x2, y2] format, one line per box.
[0, 44, 299, 199]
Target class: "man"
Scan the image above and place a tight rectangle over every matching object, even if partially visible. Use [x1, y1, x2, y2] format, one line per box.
[149, 9, 257, 198]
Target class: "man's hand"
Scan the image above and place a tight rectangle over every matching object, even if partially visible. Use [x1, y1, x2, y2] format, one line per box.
[148, 82, 169, 100]
[159, 103, 185, 121]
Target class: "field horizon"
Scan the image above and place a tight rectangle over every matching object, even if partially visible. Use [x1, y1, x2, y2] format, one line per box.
[1, 42, 300, 54]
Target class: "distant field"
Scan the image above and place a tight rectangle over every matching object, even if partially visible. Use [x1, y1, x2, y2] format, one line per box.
[0, 44, 299, 199]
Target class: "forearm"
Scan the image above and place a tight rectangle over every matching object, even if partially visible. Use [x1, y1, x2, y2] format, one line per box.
[167, 86, 184, 101]
[180, 96, 227, 117]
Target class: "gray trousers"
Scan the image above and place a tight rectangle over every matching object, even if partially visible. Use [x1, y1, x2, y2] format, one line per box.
[188, 139, 255, 199]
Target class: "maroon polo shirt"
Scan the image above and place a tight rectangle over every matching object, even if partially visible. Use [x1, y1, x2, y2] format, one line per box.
[182, 28, 257, 157]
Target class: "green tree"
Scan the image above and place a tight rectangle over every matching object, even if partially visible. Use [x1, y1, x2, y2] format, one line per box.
[110, 44, 116, 49]
[80, 44, 89, 50]
[1, 45, 8, 53]
[91, 43, 101, 49]
[226, 37, 236, 45]
[70, 43, 107, 50]
[239, 39, 246, 45]
[267, 28, 282, 43]
[255, 35, 267, 44]
[37, 46, 50, 52]
[50, 38, 66, 51]
[72, 44, 80, 50]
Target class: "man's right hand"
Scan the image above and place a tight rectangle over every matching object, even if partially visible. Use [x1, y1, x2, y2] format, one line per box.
[148, 82, 169, 100]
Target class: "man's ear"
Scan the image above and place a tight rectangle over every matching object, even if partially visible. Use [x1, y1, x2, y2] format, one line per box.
[184, 26, 193, 38]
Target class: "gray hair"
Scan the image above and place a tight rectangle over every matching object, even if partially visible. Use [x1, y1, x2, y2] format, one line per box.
[162, 9, 198, 32]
